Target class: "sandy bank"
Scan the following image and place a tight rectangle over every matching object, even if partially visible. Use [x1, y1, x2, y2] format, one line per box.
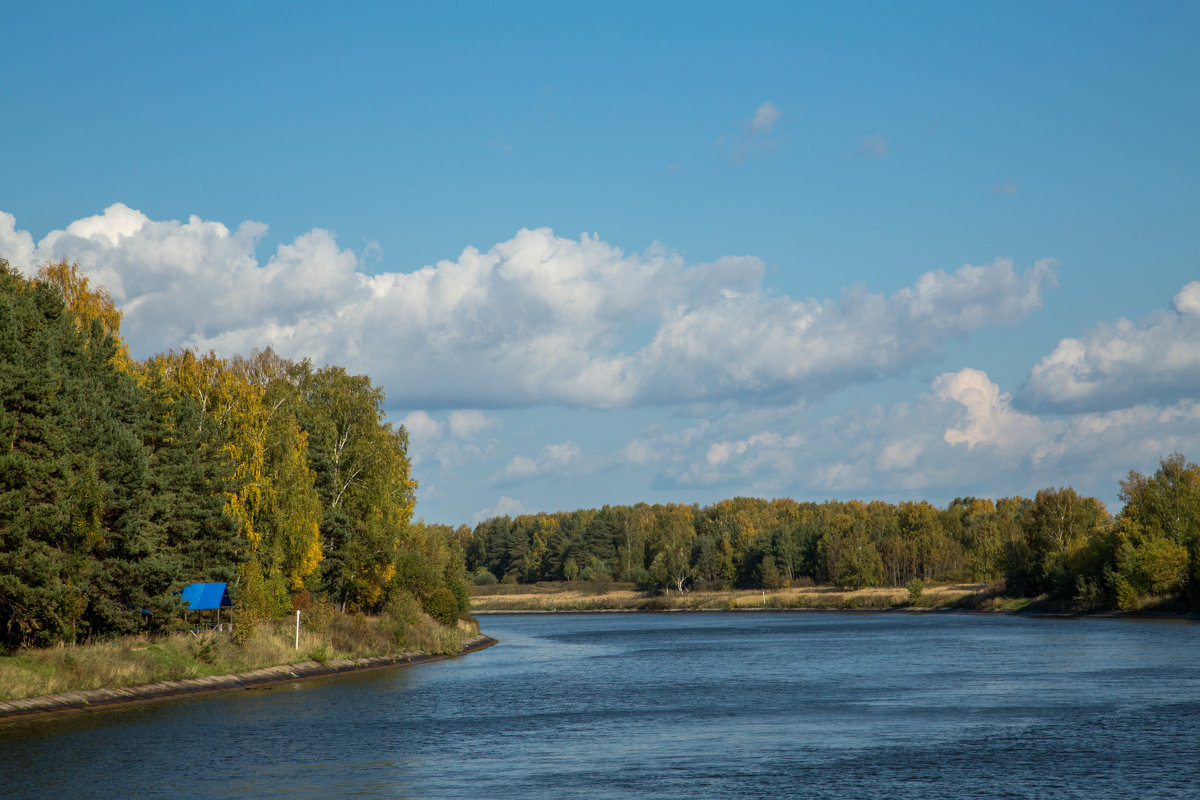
[0, 634, 497, 722]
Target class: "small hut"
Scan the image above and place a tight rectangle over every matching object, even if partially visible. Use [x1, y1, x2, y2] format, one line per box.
[181, 582, 234, 632]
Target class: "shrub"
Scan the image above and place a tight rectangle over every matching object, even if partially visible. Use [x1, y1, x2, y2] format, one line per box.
[589, 573, 613, 595]
[472, 569, 498, 586]
[301, 598, 336, 634]
[421, 587, 461, 625]
[907, 579, 924, 605]
[622, 567, 653, 591]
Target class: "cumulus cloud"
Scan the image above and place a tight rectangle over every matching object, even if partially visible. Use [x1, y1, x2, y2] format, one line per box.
[401, 408, 497, 478]
[620, 437, 661, 466]
[0, 211, 36, 268]
[934, 368, 1045, 453]
[402, 410, 443, 442]
[3, 204, 1056, 411]
[494, 441, 581, 485]
[632, 257, 1055, 405]
[632, 368, 1200, 505]
[472, 496, 527, 524]
[1022, 281, 1200, 412]
[448, 410, 493, 438]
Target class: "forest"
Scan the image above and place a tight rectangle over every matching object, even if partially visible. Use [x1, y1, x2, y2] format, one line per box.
[0, 259, 469, 651]
[467, 457, 1200, 612]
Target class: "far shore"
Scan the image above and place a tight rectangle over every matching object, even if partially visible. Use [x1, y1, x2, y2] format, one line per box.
[470, 580, 1199, 618]
[472, 581, 1001, 613]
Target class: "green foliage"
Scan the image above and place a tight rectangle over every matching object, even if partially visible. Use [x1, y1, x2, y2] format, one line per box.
[1116, 454, 1200, 607]
[421, 586, 462, 625]
[1010, 487, 1109, 598]
[235, 560, 292, 620]
[907, 579, 924, 604]
[817, 509, 885, 590]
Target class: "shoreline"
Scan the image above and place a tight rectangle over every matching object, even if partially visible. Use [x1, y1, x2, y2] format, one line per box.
[473, 606, 1200, 620]
[0, 634, 497, 723]
[469, 581, 1199, 618]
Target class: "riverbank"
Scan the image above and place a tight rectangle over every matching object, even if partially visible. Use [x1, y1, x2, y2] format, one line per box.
[0, 633, 496, 722]
[471, 581, 1200, 619]
[0, 601, 481, 710]
[471, 581, 1018, 613]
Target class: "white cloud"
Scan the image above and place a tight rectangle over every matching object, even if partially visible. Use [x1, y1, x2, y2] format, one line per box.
[402, 409, 497, 477]
[856, 133, 889, 158]
[748, 101, 781, 134]
[633, 257, 1055, 404]
[729, 101, 782, 161]
[4, 205, 1056, 412]
[1022, 280, 1200, 412]
[631, 368, 1200, 506]
[0, 211, 36, 269]
[472, 496, 527, 524]
[402, 410, 443, 442]
[502, 456, 539, 480]
[934, 368, 1044, 453]
[1174, 281, 1200, 316]
[494, 440, 581, 484]
[877, 437, 925, 471]
[620, 437, 661, 466]
[448, 410, 493, 438]
[992, 181, 1019, 195]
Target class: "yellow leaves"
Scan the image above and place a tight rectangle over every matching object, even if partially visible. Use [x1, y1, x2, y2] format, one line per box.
[141, 348, 335, 595]
[34, 259, 135, 373]
[968, 498, 997, 516]
[140, 349, 269, 551]
[297, 529, 324, 591]
[265, 416, 324, 590]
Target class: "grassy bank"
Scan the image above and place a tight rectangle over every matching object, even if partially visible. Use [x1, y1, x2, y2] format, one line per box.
[470, 580, 1041, 613]
[0, 602, 478, 703]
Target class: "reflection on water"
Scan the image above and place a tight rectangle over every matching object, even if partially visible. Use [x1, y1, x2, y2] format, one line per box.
[2, 613, 1198, 799]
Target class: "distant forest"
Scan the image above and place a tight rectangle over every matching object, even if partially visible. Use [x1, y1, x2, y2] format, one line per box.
[467, 457, 1200, 612]
[0, 259, 469, 651]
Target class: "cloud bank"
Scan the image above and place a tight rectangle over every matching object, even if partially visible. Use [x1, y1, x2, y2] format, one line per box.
[614, 367, 1200, 504]
[1022, 281, 1200, 412]
[472, 282, 1200, 517]
[2, 204, 1058, 411]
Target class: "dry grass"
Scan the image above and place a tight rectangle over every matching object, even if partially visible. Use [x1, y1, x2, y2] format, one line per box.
[0, 607, 478, 702]
[470, 582, 1001, 613]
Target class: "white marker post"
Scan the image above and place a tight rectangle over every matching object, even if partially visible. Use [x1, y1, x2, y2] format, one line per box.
[295, 610, 300, 650]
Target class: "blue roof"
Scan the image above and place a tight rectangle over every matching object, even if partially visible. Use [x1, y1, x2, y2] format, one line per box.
[181, 582, 233, 610]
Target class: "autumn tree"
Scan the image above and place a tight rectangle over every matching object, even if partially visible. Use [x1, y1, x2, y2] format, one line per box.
[817, 502, 884, 589]
[1109, 454, 1200, 608]
[1010, 487, 1108, 597]
[648, 504, 696, 592]
[297, 364, 415, 611]
[34, 259, 134, 373]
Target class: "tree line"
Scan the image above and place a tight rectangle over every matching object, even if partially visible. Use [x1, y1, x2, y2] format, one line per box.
[0, 259, 468, 651]
[467, 456, 1200, 611]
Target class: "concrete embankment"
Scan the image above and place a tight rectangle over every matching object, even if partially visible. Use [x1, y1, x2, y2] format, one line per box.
[0, 634, 497, 722]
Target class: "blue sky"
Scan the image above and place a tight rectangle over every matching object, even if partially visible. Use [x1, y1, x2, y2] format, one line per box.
[3, 2, 1199, 523]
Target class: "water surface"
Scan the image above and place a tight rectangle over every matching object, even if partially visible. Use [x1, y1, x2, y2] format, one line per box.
[2, 612, 1197, 799]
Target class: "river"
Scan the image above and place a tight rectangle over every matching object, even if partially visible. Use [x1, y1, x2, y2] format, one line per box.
[2, 612, 1198, 799]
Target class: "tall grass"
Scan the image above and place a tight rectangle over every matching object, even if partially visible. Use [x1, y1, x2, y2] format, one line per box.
[470, 582, 999, 613]
[0, 599, 478, 702]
